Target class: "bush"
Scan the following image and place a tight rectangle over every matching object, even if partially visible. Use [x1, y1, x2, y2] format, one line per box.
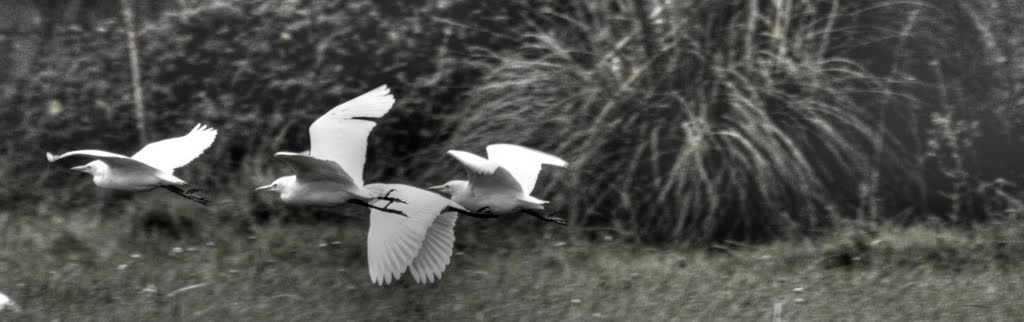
[440, 0, 1024, 243]
[873, 1, 1024, 222]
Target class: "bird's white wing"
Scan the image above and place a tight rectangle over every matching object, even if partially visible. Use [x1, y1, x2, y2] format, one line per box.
[447, 150, 524, 195]
[408, 211, 457, 284]
[273, 152, 358, 185]
[364, 183, 458, 285]
[309, 85, 395, 187]
[47, 150, 161, 174]
[131, 123, 218, 173]
[485, 144, 568, 195]
[48, 149, 130, 162]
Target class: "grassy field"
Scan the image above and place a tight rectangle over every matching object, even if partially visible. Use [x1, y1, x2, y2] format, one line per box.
[1, 205, 1023, 321]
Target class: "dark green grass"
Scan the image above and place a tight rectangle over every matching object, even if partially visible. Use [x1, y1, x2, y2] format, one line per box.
[1, 205, 1023, 321]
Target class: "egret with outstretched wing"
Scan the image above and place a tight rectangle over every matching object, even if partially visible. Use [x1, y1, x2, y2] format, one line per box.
[255, 86, 469, 284]
[255, 85, 405, 215]
[46, 124, 217, 205]
[430, 144, 568, 225]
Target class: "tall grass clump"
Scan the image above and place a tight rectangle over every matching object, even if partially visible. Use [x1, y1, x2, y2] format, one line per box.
[443, 0, 914, 243]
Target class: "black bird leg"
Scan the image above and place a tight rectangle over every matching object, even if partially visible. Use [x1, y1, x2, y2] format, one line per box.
[350, 200, 408, 217]
[374, 189, 407, 207]
[443, 206, 499, 219]
[372, 189, 408, 210]
[522, 209, 568, 226]
[160, 185, 210, 206]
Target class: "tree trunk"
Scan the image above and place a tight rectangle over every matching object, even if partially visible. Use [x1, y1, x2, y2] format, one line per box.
[119, 0, 148, 144]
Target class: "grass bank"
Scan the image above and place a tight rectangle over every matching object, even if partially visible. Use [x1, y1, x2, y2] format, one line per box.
[0, 208, 1022, 320]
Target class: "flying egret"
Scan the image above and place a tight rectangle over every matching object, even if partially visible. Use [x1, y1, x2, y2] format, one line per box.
[46, 124, 217, 205]
[430, 144, 569, 225]
[255, 85, 405, 216]
[363, 183, 465, 285]
[0, 291, 20, 312]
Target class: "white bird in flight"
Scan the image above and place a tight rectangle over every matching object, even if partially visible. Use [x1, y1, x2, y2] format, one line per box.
[254, 85, 469, 284]
[254, 85, 405, 215]
[362, 183, 466, 285]
[0, 291, 18, 312]
[46, 124, 217, 205]
[430, 144, 569, 225]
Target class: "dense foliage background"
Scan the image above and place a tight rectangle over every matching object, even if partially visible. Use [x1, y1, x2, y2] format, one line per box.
[2, 0, 1023, 244]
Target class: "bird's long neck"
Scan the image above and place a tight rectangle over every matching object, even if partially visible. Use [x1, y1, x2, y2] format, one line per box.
[277, 176, 299, 199]
[449, 180, 472, 203]
[89, 161, 110, 184]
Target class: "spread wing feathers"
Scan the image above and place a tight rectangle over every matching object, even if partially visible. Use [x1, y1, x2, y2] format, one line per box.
[309, 120, 375, 187]
[309, 85, 395, 187]
[46, 150, 162, 175]
[273, 152, 359, 185]
[131, 123, 218, 173]
[408, 212, 457, 284]
[316, 85, 396, 120]
[485, 144, 568, 195]
[48, 149, 130, 162]
[447, 150, 523, 194]
[364, 183, 458, 285]
[367, 209, 426, 286]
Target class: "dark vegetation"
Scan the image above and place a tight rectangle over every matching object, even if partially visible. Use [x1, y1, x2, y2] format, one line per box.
[2, 0, 1024, 244]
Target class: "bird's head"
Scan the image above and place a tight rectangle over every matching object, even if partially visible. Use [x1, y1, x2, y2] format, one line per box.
[254, 176, 295, 194]
[428, 180, 468, 196]
[70, 160, 106, 176]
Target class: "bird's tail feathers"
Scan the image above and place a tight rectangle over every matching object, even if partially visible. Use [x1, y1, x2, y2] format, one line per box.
[517, 195, 549, 205]
[158, 173, 188, 185]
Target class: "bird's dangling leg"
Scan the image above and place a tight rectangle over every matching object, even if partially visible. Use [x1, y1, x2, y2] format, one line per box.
[374, 189, 407, 208]
[373, 189, 409, 211]
[350, 200, 408, 217]
[160, 185, 211, 206]
[522, 209, 568, 226]
[443, 206, 498, 219]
